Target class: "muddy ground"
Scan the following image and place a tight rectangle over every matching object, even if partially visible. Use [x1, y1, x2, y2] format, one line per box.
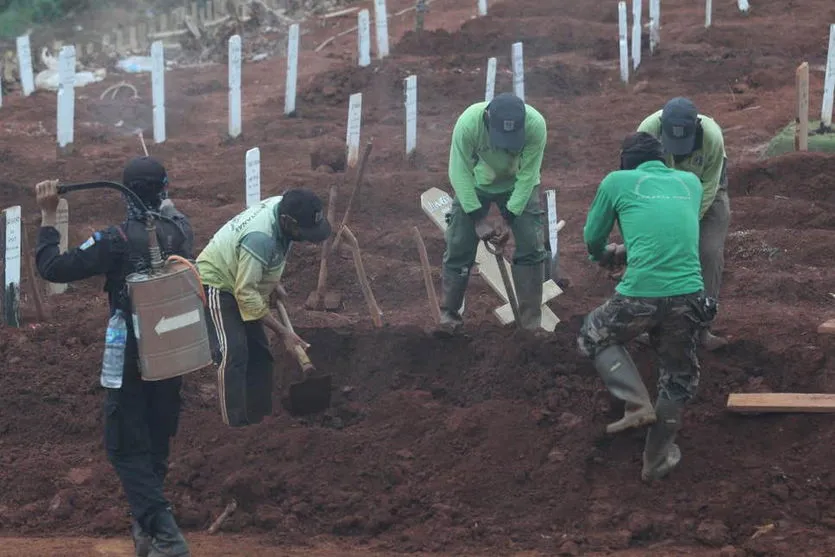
[1, 0, 834, 555]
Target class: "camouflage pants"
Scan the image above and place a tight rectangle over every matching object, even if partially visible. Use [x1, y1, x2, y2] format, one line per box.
[578, 292, 705, 403]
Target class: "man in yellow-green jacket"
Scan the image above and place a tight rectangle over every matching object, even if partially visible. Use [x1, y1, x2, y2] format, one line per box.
[197, 189, 331, 427]
[637, 97, 730, 351]
[439, 92, 548, 334]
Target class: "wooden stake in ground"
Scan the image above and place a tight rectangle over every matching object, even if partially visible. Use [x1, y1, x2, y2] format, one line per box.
[412, 226, 441, 324]
[305, 184, 342, 311]
[47, 199, 69, 296]
[331, 141, 373, 254]
[795, 62, 809, 152]
[341, 226, 383, 327]
[21, 221, 47, 322]
[207, 500, 237, 534]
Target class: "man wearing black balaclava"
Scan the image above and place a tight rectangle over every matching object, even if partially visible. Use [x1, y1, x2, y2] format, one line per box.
[35, 157, 194, 556]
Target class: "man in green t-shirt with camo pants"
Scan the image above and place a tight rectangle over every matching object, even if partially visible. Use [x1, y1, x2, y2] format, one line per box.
[578, 132, 717, 482]
[637, 97, 730, 351]
[438, 93, 548, 334]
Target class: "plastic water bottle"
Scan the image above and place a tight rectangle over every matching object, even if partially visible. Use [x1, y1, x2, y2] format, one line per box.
[101, 309, 127, 389]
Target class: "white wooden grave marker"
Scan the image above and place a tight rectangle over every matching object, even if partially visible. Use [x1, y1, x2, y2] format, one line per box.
[737, 0, 749, 13]
[49, 199, 69, 295]
[346, 93, 362, 167]
[404, 75, 417, 156]
[4, 206, 21, 326]
[477, 0, 487, 17]
[618, 2, 629, 83]
[57, 45, 76, 152]
[285, 24, 299, 115]
[16, 35, 34, 97]
[705, 0, 712, 28]
[485, 57, 497, 102]
[649, 0, 660, 54]
[511, 42, 524, 101]
[546, 189, 559, 278]
[420, 188, 562, 331]
[229, 34, 242, 138]
[822, 24, 835, 127]
[373, 0, 390, 59]
[245, 148, 261, 208]
[151, 41, 166, 143]
[358, 9, 371, 67]
[631, 0, 642, 71]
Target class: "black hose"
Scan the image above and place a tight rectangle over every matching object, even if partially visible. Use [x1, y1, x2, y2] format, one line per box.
[57, 181, 152, 216]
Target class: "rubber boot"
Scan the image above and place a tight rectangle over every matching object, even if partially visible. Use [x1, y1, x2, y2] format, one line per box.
[436, 267, 469, 336]
[131, 518, 151, 557]
[594, 345, 657, 434]
[641, 397, 684, 482]
[147, 509, 190, 557]
[510, 263, 544, 331]
[700, 328, 728, 351]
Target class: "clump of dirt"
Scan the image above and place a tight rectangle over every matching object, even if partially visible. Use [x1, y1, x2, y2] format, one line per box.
[732, 151, 835, 204]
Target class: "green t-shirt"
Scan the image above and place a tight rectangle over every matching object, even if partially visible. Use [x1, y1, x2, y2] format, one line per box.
[637, 110, 726, 219]
[447, 101, 547, 216]
[583, 160, 705, 298]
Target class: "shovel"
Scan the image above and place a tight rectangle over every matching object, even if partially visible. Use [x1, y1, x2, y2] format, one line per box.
[275, 302, 332, 415]
[484, 238, 522, 328]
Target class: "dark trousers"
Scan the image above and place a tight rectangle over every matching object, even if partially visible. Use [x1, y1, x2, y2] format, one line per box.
[104, 357, 182, 532]
[204, 286, 274, 427]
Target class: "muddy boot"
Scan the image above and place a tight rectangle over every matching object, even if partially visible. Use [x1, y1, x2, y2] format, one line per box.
[511, 262, 544, 331]
[436, 267, 469, 337]
[700, 328, 728, 351]
[131, 518, 151, 557]
[594, 345, 657, 434]
[641, 398, 684, 482]
[147, 509, 190, 557]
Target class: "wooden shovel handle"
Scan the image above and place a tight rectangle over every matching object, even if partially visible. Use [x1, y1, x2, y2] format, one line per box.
[276, 301, 314, 372]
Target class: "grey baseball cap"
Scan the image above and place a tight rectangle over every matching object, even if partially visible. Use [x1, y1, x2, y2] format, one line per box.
[487, 93, 526, 152]
[660, 97, 699, 156]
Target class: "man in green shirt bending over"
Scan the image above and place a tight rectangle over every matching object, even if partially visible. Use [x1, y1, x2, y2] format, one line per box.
[578, 132, 717, 482]
[439, 92, 547, 334]
[637, 97, 730, 351]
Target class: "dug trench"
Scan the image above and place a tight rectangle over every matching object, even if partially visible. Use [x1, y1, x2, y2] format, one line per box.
[1, 320, 833, 554]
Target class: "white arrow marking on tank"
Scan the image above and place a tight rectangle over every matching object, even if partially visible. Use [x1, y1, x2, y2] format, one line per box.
[155, 309, 201, 335]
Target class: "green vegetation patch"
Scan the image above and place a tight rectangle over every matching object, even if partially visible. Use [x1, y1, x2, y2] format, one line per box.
[0, 0, 89, 39]
[764, 119, 835, 158]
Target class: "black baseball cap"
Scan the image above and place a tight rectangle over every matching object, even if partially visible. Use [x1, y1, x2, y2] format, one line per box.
[279, 188, 331, 243]
[486, 93, 526, 152]
[660, 97, 699, 156]
[123, 156, 169, 188]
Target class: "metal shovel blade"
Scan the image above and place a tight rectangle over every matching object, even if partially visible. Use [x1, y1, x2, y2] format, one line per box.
[288, 373, 333, 416]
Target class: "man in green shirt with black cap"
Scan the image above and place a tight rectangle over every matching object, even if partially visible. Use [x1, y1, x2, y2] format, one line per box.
[439, 92, 548, 334]
[637, 97, 730, 351]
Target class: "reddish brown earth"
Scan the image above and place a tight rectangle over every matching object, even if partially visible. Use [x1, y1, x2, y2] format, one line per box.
[1, 0, 835, 555]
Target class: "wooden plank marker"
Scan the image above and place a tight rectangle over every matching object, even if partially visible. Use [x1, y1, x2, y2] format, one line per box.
[16, 35, 34, 96]
[245, 147, 261, 208]
[796, 62, 809, 151]
[228, 35, 242, 138]
[358, 9, 371, 67]
[704, 0, 712, 28]
[511, 42, 524, 101]
[48, 199, 69, 295]
[631, 0, 642, 71]
[545, 189, 559, 281]
[485, 57, 496, 102]
[649, 0, 660, 54]
[737, 0, 749, 13]
[822, 24, 835, 128]
[420, 188, 562, 331]
[618, 2, 629, 83]
[404, 75, 417, 157]
[727, 393, 835, 414]
[285, 24, 299, 116]
[57, 45, 77, 155]
[413, 226, 441, 324]
[818, 318, 835, 335]
[4, 206, 21, 327]
[151, 41, 166, 143]
[477, 0, 487, 17]
[373, 0, 390, 59]
[346, 93, 362, 167]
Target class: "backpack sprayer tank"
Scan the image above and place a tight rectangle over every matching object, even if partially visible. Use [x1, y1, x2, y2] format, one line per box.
[58, 181, 212, 382]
